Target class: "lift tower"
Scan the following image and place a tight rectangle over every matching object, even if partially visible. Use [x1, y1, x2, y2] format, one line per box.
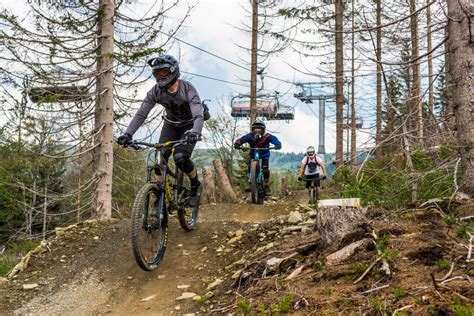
[294, 83, 336, 154]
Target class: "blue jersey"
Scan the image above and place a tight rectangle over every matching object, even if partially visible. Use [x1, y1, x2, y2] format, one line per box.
[235, 132, 281, 159]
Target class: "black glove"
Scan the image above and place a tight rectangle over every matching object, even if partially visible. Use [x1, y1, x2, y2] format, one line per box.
[274, 144, 282, 150]
[234, 143, 241, 150]
[184, 131, 200, 144]
[117, 133, 132, 146]
[322, 175, 327, 180]
[298, 176, 303, 181]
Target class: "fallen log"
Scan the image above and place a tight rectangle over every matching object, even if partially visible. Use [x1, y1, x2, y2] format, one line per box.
[326, 238, 372, 265]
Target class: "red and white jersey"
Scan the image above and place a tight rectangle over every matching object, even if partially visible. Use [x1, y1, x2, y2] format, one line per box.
[302, 154, 323, 175]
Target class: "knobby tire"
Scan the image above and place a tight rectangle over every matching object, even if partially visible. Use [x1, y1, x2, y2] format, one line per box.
[131, 183, 168, 271]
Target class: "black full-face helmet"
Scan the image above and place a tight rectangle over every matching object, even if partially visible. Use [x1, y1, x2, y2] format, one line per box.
[147, 55, 180, 90]
[251, 121, 266, 139]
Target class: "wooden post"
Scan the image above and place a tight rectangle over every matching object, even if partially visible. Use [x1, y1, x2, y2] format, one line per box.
[202, 166, 216, 204]
[212, 159, 237, 202]
[280, 176, 288, 197]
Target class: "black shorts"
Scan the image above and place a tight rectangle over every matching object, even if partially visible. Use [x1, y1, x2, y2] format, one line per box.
[159, 122, 195, 160]
[305, 174, 320, 188]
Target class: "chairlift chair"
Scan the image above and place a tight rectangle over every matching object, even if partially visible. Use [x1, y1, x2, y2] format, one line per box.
[230, 93, 294, 121]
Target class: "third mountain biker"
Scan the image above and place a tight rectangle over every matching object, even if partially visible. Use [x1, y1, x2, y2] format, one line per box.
[298, 146, 327, 203]
[234, 121, 282, 195]
[117, 54, 204, 207]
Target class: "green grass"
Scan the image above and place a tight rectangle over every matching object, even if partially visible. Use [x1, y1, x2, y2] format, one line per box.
[10, 240, 40, 254]
[333, 150, 456, 208]
[321, 287, 332, 296]
[344, 263, 368, 281]
[393, 287, 408, 300]
[452, 299, 474, 316]
[0, 257, 18, 277]
[456, 225, 469, 239]
[236, 298, 251, 315]
[376, 234, 398, 261]
[195, 295, 208, 305]
[271, 292, 293, 313]
[371, 298, 387, 313]
[435, 259, 451, 270]
[311, 260, 325, 271]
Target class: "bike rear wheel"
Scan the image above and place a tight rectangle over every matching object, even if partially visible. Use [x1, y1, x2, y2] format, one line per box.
[176, 169, 199, 231]
[131, 183, 168, 271]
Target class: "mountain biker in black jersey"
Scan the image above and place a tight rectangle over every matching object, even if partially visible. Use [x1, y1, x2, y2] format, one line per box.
[234, 121, 282, 195]
[298, 146, 327, 203]
[117, 55, 203, 207]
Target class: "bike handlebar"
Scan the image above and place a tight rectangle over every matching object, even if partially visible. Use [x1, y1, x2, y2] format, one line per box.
[126, 138, 201, 150]
[298, 176, 326, 181]
[237, 147, 279, 151]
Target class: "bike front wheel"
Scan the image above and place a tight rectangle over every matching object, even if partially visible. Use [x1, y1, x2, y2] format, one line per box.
[250, 161, 264, 204]
[310, 186, 318, 205]
[176, 169, 199, 231]
[131, 183, 168, 271]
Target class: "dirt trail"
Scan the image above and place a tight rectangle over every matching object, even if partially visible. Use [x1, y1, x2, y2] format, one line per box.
[0, 193, 306, 315]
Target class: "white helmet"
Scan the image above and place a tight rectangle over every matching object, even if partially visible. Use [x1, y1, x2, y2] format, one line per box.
[306, 146, 315, 155]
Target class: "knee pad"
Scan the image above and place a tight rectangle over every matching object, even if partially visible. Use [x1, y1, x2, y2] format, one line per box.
[262, 167, 270, 179]
[174, 152, 194, 173]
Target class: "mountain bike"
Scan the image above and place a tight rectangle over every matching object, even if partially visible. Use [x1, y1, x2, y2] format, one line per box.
[238, 147, 277, 204]
[299, 175, 322, 205]
[126, 139, 200, 271]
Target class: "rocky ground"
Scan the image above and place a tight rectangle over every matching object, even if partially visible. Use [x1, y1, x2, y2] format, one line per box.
[0, 192, 473, 315]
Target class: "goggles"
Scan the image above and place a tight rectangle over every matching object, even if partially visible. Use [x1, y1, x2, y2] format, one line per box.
[152, 68, 171, 79]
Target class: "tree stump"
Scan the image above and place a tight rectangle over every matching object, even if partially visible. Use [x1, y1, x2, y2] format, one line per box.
[315, 206, 367, 246]
[212, 159, 237, 202]
[202, 166, 216, 204]
[280, 176, 289, 197]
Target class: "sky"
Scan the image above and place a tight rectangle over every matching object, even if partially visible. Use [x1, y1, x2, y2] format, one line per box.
[154, 0, 374, 153]
[0, 0, 376, 154]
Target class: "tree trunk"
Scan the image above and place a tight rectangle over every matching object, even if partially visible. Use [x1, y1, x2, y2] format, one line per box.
[42, 181, 48, 241]
[315, 206, 367, 246]
[350, 0, 357, 165]
[213, 159, 237, 202]
[77, 106, 83, 222]
[249, 0, 258, 127]
[335, 0, 344, 167]
[447, 0, 474, 196]
[409, 0, 423, 145]
[202, 166, 216, 204]
[375, 0, 382, 160]
[28, 175, 37, 237]
[94, 0, 114, 219]
[426, 0, 434, 131]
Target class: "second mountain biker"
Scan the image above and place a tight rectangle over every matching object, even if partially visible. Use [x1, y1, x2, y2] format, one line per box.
[117, 54, 203, 207]
[234, 121, 282, 195]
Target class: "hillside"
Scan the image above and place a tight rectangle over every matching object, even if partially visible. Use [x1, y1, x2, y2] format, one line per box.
[1, 192, 472, 315]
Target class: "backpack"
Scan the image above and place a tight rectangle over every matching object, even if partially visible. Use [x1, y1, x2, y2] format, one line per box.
[202, 101, 211, 121]
[305, 154, 320, 173]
